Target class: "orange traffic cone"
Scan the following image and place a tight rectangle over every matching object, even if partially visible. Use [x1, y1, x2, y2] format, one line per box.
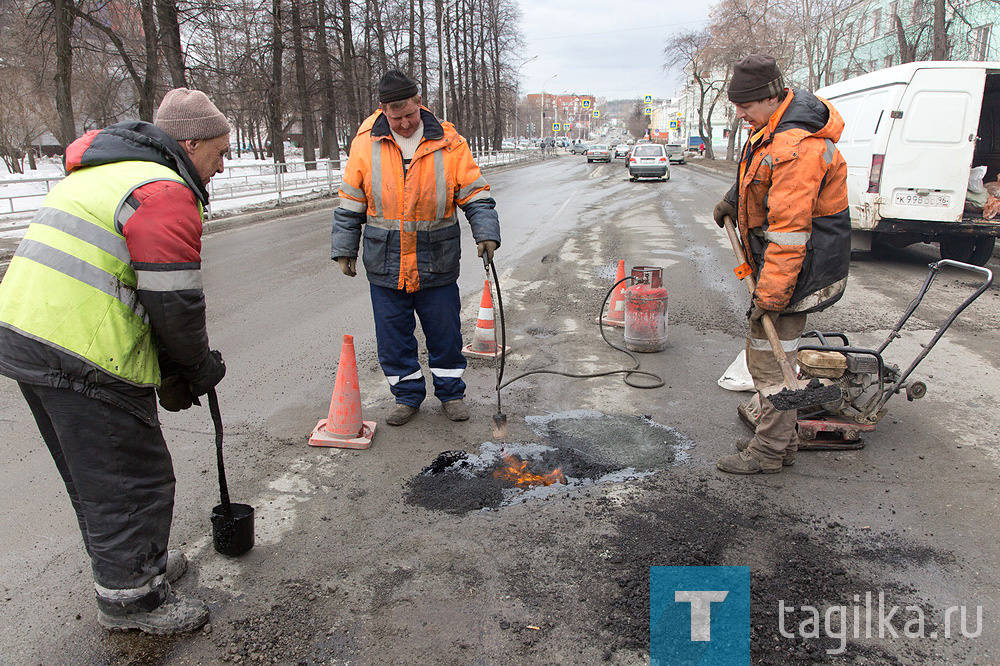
[462, 280, 510, 359]
[597, 259, 626, 327]
[309, 334, 376, 449]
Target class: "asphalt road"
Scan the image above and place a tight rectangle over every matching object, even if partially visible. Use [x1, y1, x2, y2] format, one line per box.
[1, 153, 998, 664]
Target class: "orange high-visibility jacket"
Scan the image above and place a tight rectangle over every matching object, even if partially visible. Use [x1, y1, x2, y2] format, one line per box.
[726, 89, 851, 313]
[332, 108, 500, 293]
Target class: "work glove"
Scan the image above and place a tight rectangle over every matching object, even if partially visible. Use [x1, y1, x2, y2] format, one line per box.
[157, 375, 199, 412]
[713, 199, 737, 229]
[477, 240, 498, 265]
[747, 304, 778, 323]
[336, 257, 357, 277]
[187, 349, 226, 397]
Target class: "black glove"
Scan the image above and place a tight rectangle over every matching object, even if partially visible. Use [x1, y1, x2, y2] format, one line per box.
[158, 375, 199, 412]
[187, 349, 226, 397]
[713, 200, 737, 229]
[747, 304, 778, 322]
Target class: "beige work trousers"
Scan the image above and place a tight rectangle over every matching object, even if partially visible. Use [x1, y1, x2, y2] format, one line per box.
[745, 312, 807, 464]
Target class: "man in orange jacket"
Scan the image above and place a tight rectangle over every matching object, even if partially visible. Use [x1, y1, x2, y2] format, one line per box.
[332, 70, 501, 426]
[713, 55, 851, 474]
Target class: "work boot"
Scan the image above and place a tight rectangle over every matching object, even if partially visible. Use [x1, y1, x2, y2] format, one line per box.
[717, 450, 782, 475]
[98, 589, 209, 635]
[442, 399, 470, 422]
[386, 403, 419, 426]
[165, 549, 187, 584]
[736, 439, 796, 467]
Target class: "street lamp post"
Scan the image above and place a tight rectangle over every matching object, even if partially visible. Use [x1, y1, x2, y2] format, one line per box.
[513, 55, 538, 142]
[540, 73, 558, 141]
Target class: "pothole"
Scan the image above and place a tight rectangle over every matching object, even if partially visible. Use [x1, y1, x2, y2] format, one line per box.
[404, 411, 692, 514]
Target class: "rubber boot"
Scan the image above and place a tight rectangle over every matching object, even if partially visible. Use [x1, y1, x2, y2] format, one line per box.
[387, 403, 419, 426]
[736, 439, 796, 466]
[442, 399, 470, 422]
[98, 587, 209, 635]
[166, 549, 188, 584]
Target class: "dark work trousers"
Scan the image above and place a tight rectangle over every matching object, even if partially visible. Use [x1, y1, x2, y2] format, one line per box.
[18, 382, 174, 600]
[369, 282, 467, 407]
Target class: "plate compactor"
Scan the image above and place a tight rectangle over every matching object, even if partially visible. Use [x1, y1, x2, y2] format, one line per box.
[738, 259, 993, 450]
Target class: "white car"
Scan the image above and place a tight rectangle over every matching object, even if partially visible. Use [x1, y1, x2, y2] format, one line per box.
[614, 143, 630, 158]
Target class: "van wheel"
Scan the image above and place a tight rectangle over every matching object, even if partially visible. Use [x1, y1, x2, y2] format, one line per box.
[940, 236, 995, 266]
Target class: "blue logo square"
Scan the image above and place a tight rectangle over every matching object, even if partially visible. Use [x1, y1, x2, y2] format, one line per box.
[650, 566, 751, 665]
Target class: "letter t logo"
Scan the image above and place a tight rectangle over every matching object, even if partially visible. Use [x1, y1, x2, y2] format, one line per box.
[675, 591, 729, 641]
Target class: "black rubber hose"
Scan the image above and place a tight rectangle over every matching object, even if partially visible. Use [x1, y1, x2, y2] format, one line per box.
[495, 275, 665, 391]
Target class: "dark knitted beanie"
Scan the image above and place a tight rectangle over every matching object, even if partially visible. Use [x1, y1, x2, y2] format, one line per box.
[378, 70, 419, 104]
[728, 55, 785, 103]
[154, 88, 231, 140]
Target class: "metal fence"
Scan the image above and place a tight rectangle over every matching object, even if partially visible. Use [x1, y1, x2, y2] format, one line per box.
[0, 148, 537, 225]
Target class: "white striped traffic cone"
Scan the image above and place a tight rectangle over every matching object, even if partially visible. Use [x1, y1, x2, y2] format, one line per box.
[462, 280, 510, 359]
[597, 259, 626, 327]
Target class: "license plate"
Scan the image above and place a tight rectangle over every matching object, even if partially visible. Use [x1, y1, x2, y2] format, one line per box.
[893, 192, 951, 207]
[641, 158, 653, 163]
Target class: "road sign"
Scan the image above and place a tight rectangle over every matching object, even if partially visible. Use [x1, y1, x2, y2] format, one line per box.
[644, 95, 652, 104]
[553, 122, 561, 131]
[669, 120, 677, 129]
[582, 99, 591, 109]
[565, 123, 572, 130]
[592, 110, 600, 118]
[644, 107, 652, 115]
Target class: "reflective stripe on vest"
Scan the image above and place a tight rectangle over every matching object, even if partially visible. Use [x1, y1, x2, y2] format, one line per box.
[0, 161, 193, 386]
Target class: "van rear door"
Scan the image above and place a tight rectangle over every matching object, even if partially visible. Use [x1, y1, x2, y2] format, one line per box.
[879, 66, 985, 223]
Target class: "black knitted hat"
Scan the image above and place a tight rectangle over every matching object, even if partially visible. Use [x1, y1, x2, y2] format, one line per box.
[378, 70, 419, 104]
[728, 55, 785, 103]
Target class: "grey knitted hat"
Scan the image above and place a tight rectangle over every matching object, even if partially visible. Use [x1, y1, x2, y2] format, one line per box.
[728, 55, 785, 103]
[154, 88, 231, 140]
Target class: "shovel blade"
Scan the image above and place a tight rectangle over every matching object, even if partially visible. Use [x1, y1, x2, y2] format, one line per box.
[766, 380, 843, 412]
[491, 413, 509, 440]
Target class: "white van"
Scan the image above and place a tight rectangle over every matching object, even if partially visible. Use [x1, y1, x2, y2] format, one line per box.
[816, 61, 1000, 265]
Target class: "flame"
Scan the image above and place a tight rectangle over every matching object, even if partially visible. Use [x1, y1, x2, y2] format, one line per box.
[493, 454, 566, 488]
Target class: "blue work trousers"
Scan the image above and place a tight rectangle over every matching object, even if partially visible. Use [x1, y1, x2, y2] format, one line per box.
[370, 282, 467, 407]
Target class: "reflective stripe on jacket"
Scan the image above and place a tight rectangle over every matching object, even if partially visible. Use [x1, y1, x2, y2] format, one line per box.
[728, 89, 851, 313]
[0, 161, 188, 386]
[331, 108, 501, 292]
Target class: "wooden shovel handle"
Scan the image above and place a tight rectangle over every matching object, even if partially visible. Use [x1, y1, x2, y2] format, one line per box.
[721, 216, 799, 389]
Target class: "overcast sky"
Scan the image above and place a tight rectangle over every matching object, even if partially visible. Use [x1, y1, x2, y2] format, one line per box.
[518, 0, 713, 102]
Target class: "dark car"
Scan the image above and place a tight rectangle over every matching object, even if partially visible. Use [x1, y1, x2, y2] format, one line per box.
[628, 144, 670, 181]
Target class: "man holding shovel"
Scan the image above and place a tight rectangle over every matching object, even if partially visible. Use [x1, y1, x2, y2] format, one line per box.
[713, 55, 851, 474]
[332, 70, 501, 426]
[0, 89, 228, 632]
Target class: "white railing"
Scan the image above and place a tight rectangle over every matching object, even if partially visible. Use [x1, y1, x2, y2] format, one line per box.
[0, 148, 538, 225]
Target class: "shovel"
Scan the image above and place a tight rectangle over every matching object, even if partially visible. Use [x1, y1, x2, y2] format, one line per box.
[721, 215, 841, 411]
[208, 389, 255, 556]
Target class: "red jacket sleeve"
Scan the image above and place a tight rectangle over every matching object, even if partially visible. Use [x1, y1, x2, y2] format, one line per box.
[122, 180, 211, 374]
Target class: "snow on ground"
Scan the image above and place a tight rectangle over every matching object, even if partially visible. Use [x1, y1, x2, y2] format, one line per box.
[0, 144, 525, 237]
[0, 148, 345, 233]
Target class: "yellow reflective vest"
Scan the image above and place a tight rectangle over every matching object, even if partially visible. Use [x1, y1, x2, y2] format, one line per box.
[0, 161, 193, 386]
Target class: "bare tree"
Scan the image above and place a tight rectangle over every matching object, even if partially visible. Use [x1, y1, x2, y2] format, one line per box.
[156, 0, 187, 87]
[290, 0, 316, 169]
[664, 30, 729, 160]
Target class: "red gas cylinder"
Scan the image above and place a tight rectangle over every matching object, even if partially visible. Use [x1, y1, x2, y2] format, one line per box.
[624, 266, 668, 352]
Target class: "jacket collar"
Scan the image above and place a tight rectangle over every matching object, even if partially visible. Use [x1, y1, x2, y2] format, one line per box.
[370, 107, 445, 141]
[65, 121, 210, 205]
